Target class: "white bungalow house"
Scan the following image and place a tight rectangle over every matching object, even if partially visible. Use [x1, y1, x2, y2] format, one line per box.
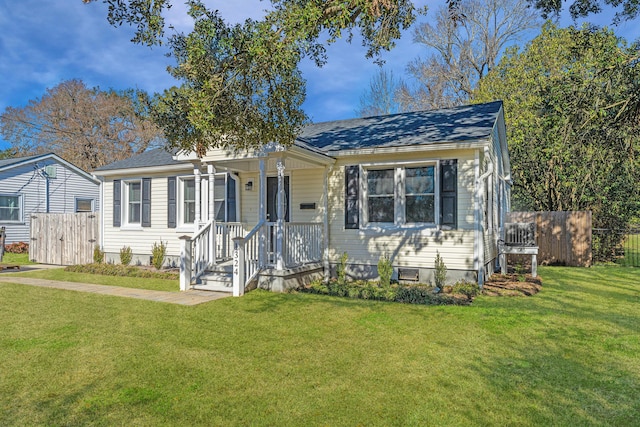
[94, 101, 511, 295]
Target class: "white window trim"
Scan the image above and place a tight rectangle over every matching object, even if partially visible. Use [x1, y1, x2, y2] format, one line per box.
[175, 173, 239, 231]
[177, 176, 198, 230]
[360, 161, 439, 229]
[120, 179, 143, 230]
[75, 197, 95, 213]
[0, 193, 23, 224]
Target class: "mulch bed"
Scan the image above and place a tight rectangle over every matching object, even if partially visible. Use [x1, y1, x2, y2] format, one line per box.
[483, 274, 542, 296]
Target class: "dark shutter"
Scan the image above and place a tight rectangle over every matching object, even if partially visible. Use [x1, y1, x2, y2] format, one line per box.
[167, 176, 177, 228]
[113, 179, 121, 227]
[141, 178, 151, 227]
[227, 175, 237, 222]
[344, 165, 359, 229]
[440, 160, 457, 228]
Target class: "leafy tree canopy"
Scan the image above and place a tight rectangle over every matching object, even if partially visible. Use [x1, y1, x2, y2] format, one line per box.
[473, 23, 640, 232]
[84, 0, 420, 153]
[530, 0, 640, 22]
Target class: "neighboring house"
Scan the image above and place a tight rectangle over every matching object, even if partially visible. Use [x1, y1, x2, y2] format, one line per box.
[94, 101, 511, 293]
[0, 153, 101, 244]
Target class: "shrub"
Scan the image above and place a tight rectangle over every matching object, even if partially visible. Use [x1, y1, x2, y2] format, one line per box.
[151, 241, 167, 270]
[4, 241, 29, 254]
[119, 245, 133, 266]
[434, 251, 447, 290]
[65, 264, 178, 280]
[452, 280, 480, 299]
[336, 252, 348, 284]
[93, 245, 105, 264]
[377, 254, 393, 287]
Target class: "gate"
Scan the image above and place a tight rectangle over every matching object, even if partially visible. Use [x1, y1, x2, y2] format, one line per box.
[592, 227, 640, 267]
[29, 212, 99, 265]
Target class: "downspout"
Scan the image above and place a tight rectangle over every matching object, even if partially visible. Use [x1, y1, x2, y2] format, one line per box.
[474, 148, 493, 286]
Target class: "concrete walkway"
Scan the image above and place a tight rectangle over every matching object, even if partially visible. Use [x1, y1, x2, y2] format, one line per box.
[0, 268, 230, 306]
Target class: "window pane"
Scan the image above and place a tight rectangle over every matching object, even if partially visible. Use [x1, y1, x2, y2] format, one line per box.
[368, 196, 394, 222]
[129, 182, 141, 202]
[406, 167, 434, 194]
[76, 199, 93, 212]
[129, 203, 141, 223]
[184, 201, 195, 224]
[406, 195, 435, 223]
[367, 169, 394, 196]
[0, 196, 20, 221]
[214, 176, 226, 200]
[183, 179, 195, 201]
[214, 200, 225, 222]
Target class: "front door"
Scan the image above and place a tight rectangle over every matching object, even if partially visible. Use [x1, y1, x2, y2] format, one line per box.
[266, 176, 290, 222]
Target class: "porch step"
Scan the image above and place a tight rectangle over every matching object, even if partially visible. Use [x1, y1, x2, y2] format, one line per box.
[192, 262, 234, 292]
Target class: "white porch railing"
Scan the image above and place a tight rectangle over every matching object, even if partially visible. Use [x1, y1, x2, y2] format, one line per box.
[216, 222, 245, 261]
[232, 222, 267, 296]
[182, 220, 325, 294]
[179, 219, 214, 290]
[284, 222, 323, 266]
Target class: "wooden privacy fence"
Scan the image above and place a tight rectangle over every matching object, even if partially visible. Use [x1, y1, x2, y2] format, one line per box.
[506, 211, 592, 267]
[30, 212, 99, 265]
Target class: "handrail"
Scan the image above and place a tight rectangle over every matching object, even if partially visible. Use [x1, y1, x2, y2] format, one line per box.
[191, 220, 214, 282]
[232, 221, 266, 297]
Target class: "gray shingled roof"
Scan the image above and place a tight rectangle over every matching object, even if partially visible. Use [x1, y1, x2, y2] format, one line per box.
[96, 101, 502, 171]
[0, 153, 49, 169]
[94, 148, 182, 171]
[297, 101, 503, 153]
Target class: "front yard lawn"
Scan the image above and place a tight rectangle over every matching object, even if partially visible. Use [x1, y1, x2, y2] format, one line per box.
[1, 266, 638, 425]
[3, 268, 179, 292]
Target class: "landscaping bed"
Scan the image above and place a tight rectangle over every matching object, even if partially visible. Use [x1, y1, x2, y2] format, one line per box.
[483, 273, 543, 296]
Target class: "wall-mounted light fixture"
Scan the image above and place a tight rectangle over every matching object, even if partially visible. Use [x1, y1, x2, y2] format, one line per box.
[245, 180, 253, 191]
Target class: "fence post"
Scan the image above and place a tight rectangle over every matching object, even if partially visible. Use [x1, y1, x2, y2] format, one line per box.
[233, 237, 245, 297]
[179, 235, 192, 291]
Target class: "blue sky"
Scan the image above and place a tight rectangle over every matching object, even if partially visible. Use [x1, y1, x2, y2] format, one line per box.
[0, 0, 639, 151]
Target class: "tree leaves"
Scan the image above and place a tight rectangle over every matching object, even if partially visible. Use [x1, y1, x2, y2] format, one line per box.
[474, 23, 640, 229]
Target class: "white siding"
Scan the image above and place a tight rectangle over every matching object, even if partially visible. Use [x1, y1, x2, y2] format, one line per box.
[325, 149, 478, 271]
[102, 173, 186, 263]
[0, 159, 99, 244]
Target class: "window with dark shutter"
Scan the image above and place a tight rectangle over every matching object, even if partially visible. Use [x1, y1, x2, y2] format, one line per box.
[440, 160, 457, 228]
[113, 179, 121, 227]
[167, 176, 176, 228]
[141, 178, 151, 227]
[344, 165, 359, 229]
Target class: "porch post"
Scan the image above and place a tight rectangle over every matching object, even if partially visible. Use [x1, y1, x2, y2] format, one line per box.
[276, 158, 285, 270]
[322, 165, 332, 280]
[258, 159, 266, 267]
[208, 164, 216, 267]
[194, 167, 201, 233]
[179, 235, 192, 291]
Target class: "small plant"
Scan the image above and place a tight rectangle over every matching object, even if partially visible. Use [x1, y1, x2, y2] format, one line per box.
[93, 245, 105, 264]
[336, 252, 349, 284]
[119, 245, 133, 266]
[434, 251, 447, 291]
[377, 254, 393, 287]
[515, 262, 526, 275]
[452, 280, 480, 299]
[151, 241, 167, 270]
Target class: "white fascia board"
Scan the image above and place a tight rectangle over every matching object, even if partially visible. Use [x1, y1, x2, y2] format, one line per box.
[328, 139, 490, 157]
[0, 153, 101, 184]
[93, 163, 192, 177]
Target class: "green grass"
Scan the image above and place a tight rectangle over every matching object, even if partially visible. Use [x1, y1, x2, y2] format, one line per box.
[1, 266, 639, 426]
[1, 252, 35, 265]
[619, 233, 640, 267]
[4, 269, 179, 292]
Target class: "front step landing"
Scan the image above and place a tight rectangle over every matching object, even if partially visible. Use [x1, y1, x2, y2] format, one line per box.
[192, 262, 233, 293]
